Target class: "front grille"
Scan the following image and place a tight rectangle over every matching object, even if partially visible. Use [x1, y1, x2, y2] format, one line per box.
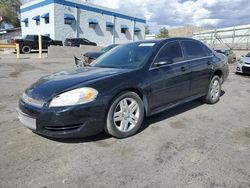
[242, 66, 250, 74]
[44, 123, 82, 131]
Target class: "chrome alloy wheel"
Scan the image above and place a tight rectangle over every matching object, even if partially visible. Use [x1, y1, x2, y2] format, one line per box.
[113, 98, 140, 132]
[210, 79, 220, 100]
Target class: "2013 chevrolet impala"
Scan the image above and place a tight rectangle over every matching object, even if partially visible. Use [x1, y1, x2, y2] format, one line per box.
[17, 38, 229, 138]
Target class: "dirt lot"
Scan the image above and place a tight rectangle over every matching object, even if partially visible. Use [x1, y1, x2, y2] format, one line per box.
[0, 55, 250, 188]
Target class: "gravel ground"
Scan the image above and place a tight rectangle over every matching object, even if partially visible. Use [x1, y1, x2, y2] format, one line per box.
[0, 55, 249, 188]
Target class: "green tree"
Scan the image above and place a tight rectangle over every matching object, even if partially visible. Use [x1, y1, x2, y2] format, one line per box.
[145, 25, 150, 35]
[0, 0, 21, 27]
[156, 27, 169, 38]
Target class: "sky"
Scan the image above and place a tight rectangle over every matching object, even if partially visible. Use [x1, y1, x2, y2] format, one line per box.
[22, 0, 250, 34]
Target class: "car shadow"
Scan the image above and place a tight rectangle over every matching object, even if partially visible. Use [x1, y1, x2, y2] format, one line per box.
[139, 90, 225, 134]
[235, 72, 250, 77]
[45, 91, 225, 143]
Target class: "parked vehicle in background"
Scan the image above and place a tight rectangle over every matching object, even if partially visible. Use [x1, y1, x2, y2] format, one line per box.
[17, 38, 229, 139]
[236, 52, 250, 74]
[214, 48, 236, 63]
[83, 44, 119, 63]
[64, 38, 97, 47]
[14, 35, 63, 54]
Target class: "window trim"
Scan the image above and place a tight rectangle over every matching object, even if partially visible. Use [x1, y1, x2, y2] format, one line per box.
[149, 40, 214, 71]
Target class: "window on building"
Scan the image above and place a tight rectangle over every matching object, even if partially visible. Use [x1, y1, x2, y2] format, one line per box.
[45, 17, 49, 24]
[121, 29, 126, 33]
[64, 19, 73, 25]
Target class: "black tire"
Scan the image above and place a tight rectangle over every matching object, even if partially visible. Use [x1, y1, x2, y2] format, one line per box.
[203, 75, 221, 104]
[21, 45, 31, 54]
[105, 92, 144, 138]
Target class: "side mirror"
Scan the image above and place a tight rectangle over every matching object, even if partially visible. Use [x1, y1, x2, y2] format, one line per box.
[241, 55, 245, 57]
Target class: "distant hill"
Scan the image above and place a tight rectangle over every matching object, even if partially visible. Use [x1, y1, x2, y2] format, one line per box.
[0, 0, 21, 28]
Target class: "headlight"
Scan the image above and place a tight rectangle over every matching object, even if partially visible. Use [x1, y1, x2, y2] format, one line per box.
[49, 87, 98, 107]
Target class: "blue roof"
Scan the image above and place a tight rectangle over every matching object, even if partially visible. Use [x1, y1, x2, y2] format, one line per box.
[88, 18, 98, 24]
[134, 27, 141, 32]
[21, 18, 28, 23]
[32, 15, 40, 20]
[106, 21, 114, 27]
[20, 0, 146, 24]
[41, 13, 49, 18]
[64, 13, 75, 20]
[121, 25, 129, 29]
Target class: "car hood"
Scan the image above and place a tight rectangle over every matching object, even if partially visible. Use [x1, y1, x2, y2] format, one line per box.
[25, 66, 129, 101]
[84, 51, 104, 59]
[240, 57, 250, 63]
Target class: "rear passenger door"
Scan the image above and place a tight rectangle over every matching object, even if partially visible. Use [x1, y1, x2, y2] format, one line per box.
[181, 40, 213, 96]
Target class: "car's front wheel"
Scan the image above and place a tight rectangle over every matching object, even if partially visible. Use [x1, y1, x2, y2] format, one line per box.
[203, 75, 222, 104]
[105, 92, 144, 138]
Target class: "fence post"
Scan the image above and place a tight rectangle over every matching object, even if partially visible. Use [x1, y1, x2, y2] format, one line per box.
[16, 43, 20, 59]
[38, 34, 42, 58]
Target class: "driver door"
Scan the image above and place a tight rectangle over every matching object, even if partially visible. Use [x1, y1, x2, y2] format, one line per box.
[146, 41, 191, 113]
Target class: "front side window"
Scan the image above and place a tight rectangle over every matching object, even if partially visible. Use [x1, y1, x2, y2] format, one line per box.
[42, 36, 50, 41]
[45, 18, 49, 24]
[155, 41, 184, 64]
[245, 52, 250, 57]
[182, 40, 207, 59]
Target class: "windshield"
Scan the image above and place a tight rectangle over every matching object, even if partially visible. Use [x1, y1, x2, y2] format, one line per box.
[245, 52, 250, 57]
[101, 44, 117, 52]
[92, 42, 156, 69]
[215, 49, 226, 54]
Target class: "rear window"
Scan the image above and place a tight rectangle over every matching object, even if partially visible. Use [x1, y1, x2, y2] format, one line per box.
[182, 40, 208, 59]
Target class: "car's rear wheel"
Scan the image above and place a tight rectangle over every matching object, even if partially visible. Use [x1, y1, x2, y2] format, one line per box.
[105, 92, 144, 138]
[21, 45, 31, 54]
[203, 75, 221, 104]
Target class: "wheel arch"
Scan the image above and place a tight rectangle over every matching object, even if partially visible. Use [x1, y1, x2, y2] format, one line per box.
[212, 69, 224, 83]
[106, 87, 149, 118]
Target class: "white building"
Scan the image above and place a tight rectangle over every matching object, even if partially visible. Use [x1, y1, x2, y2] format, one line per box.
[20, 0, 146, 46]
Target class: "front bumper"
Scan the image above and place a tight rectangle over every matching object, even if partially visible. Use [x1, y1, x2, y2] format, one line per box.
[17, 99, 106, 138]
[236, 62, 250, 74]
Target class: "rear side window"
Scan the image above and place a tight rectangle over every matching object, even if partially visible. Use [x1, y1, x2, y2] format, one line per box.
[155, 41, 184, 63]
[182, 41, 207, 59]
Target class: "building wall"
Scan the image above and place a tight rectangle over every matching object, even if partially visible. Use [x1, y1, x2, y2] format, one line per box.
[168, 26, 205, 38]
[21, 3, 55, 39]
[21, 0, 146, 46]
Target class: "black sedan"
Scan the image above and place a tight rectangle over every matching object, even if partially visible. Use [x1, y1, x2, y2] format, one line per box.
[64, 38, 97, 47]
[83, 44, 119, 64]
[17, 38, 229, 139]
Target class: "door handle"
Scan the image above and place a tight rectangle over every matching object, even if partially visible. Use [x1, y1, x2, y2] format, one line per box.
[207, 61, 211, 65]
[181, 66, 186, 72]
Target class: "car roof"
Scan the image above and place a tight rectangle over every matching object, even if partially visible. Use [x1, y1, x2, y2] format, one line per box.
[130, 37, 201, 45]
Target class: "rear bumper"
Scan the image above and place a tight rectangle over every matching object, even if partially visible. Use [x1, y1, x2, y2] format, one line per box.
[17, 99, 106, 138]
